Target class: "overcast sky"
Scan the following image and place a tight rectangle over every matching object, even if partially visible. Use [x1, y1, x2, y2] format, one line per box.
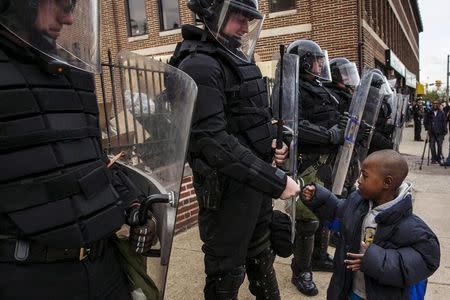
[418, 0, 450, 86]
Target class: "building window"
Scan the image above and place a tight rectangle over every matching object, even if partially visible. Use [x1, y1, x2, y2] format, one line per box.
[126, 0, 148, 37]
[159, 0, 181, 31]
[269, 0, 296, 12]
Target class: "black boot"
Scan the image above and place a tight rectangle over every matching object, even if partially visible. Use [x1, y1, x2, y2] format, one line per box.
[312, 224, 334, 272]
[204, 266, 245, 300]
[291, 220, 319, 296]
[246, 248, 281, 300]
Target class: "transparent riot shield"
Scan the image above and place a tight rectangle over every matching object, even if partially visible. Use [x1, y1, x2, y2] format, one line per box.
[103, 50, 197, 299]
[331, 69, 388, 195]
[386, 90, 397, 126]
[357, 74, 393, 161]
[392, 93, 407, 151]
[272, 53, 299, 241]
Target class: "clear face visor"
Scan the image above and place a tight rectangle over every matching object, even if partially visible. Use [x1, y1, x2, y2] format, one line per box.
[306, 50, 331, 81]
[337, 62, 360, 88]
[206, 0, 264, 62]
[0, 0, 100, 73]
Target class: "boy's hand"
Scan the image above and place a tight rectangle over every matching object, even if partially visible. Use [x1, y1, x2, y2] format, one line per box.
[302, 184, 316, 201]
[344, 242, 368, 272]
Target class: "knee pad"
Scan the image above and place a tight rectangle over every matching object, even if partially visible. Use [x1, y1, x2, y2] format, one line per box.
[246, 248, 280, 300]
[204, 266, 245, 300]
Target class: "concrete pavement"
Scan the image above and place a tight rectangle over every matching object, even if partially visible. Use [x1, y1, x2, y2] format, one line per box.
[165, 125, 450, 299]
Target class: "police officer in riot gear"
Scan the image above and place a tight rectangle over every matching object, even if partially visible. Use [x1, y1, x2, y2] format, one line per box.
[0, 1, 156, 298]
[286, 39, 345, 296]
[368, 94, 395, 154]
[325, 57, 360, 114]
[170, 1, 300, 299]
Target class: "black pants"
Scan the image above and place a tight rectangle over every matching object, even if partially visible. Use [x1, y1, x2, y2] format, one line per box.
[197, 178, 273, 276]
[429, 132, 444, 162]
[0, 241, 132, 300]
[414, 117, 422, 140]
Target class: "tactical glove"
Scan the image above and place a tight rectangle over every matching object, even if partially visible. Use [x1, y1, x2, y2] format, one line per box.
[338, 112, 350, 129]
[127, 204, 158, 254]
[328, 124, 344, 145]
[356, 122, 372, 143]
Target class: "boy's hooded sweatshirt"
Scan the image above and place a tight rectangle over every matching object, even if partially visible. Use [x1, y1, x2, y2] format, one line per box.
[305, 182, 440, 300]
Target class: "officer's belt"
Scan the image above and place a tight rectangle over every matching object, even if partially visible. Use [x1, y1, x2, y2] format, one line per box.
[0, 238, 106, 263]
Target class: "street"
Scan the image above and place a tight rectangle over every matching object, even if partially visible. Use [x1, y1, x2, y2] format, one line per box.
[165, 125, 450, 299]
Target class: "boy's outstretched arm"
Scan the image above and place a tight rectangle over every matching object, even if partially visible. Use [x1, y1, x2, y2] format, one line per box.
[301, 184, 345, 222]
[360, 221, 440, 288]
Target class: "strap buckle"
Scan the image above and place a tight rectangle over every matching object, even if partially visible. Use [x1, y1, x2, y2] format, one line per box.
[79, 247, 90, 261]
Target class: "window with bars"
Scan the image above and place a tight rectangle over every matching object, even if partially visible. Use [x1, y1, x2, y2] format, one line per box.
[268, 0, 296, 13]
[159, 0, 181, 31]
[126, 0, 148, 37]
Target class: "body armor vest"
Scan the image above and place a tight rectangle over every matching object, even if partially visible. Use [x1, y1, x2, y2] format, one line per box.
[300, 79, 340, 129]
[171, 36, 274, 161]
[0, 46, 133, 248]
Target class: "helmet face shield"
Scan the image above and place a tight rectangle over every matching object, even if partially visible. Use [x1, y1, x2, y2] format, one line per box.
[337, 62, 360, 88]
[0, 0, 100, 73]
[206, 0, 264, 62]
[317, 50, 332, 82]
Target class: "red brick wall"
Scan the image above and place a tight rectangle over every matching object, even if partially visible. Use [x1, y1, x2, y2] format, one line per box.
[175, 174, 199, 234]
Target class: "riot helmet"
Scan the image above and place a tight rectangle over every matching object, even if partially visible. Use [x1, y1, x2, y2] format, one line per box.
[286, 39, 331, 81]
[0, 0, 100, 73]
[187, 0, 264, 62]
[330, 57, 360, 90]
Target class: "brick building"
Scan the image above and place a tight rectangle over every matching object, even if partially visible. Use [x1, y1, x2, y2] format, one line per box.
[97, 0, 423, 232]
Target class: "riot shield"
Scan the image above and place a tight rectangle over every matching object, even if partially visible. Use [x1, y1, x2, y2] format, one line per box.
[104, 50, 197, 299]
[386, 90, 397, 126]
[331, 69, 389, 195]
[392, 93, 408, 151]
[357, 74, 393, 161]
[271, 53, 299, 241]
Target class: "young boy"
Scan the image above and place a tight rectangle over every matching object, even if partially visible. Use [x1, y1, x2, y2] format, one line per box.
[301, 149, 440, 300]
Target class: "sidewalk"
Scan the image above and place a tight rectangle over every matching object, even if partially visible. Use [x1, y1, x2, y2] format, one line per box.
[165, 126, 450, 299]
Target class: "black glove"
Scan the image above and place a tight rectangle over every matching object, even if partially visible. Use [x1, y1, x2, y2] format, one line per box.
[328, 124, 344, 145]
[127, 204, 158, 254]
[338, 112, 350, 129]
[356, 122, 372, 143]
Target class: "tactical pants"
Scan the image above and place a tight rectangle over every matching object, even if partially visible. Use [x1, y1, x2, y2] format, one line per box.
[197, 178, 277, 298]
[0, 240, 132, 300]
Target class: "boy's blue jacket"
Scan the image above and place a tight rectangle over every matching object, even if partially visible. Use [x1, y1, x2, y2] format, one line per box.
[305, 184, 440, 300]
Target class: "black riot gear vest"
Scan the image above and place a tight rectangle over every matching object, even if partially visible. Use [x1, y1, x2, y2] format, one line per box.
[171, 27, 274, 162]
[0, 40, 135, 249]
[299, 78, 340, 129]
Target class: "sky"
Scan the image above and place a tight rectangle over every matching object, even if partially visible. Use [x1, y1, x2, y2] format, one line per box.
[418, 0, 450, 87]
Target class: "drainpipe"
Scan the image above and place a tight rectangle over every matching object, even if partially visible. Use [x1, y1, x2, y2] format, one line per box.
[357, 0, 363, 75]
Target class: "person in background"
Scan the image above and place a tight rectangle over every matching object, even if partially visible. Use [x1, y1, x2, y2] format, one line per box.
[424, 100, 447, 165]
[412, 98, 424, 141]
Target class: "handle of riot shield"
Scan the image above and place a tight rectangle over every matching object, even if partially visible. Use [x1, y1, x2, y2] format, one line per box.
[138, 191, 175, 225]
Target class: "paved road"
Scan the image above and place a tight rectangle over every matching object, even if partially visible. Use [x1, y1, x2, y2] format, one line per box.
[165, 125, 450, 299]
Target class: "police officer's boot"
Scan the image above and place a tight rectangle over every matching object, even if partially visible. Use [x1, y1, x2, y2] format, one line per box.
[204, 266, 245, 300]
[246, 248, 281, 300]
[291, 220, 319, 296]
[312, 223, 334, 272]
